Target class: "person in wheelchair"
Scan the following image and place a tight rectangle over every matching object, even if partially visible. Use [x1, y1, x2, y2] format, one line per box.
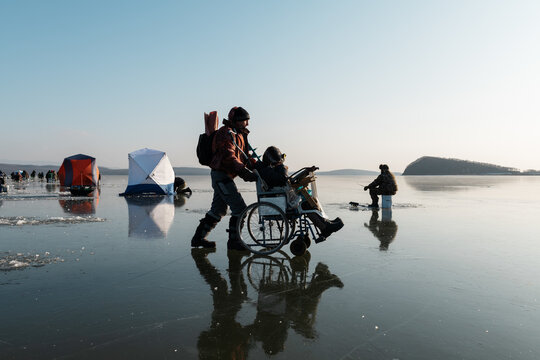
[256, 146, 344, 242]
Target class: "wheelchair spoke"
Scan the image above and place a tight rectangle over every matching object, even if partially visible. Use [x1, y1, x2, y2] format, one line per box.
[238, 202, 289, 255]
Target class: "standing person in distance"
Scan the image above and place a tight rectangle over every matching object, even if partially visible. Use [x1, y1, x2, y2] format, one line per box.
[191, 107, 257, 251]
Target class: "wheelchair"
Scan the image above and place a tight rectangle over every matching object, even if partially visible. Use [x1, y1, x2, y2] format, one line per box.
[236, 166, 326, 256]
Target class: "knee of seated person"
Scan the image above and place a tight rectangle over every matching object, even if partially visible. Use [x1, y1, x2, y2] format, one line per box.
[301, 202, 312, 210]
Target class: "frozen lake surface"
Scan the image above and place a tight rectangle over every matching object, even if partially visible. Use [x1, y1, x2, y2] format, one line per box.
[1, 175, 539, 359]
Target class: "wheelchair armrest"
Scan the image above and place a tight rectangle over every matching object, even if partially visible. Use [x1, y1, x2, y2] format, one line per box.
[288, 166, 319, 184]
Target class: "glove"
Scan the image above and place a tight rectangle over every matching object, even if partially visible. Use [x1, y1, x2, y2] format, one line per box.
[253, 160, 265, 170]
[364, 186, 369, 191]
[248, 157, 258, 168]
[238, 168, 257, 182]
[248, 158, 264, 170]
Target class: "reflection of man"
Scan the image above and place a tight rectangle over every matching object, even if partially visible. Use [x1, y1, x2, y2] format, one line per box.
[249, 256, 344, 353]
[191, 249, 251, 359]
[364, 209, 398, 250]
[364, 164, 398, 208]
[250, 285, 289, 355]
[0, 175, 6, 194]
[191, 250, 345, 358]
[285, 263, 343, 339]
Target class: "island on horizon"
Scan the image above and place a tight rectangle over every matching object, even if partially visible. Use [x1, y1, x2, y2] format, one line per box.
[403, 156, 540, 176]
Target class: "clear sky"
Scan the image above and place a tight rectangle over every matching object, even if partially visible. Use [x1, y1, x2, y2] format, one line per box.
[1, 0, 539, 172]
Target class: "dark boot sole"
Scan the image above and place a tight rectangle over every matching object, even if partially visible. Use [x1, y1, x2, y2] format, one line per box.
[191, 240, 216, 249]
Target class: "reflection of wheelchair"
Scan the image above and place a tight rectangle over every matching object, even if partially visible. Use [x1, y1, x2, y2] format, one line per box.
[237, 166, 325, 256]
[242, 251, 342, 312]
[243, 251, 312, 292]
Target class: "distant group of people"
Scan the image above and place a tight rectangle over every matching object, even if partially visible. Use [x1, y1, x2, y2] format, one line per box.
[191, 106, 398, 252]
[0, 169, 56, 182]
[0, 169, 65, 196]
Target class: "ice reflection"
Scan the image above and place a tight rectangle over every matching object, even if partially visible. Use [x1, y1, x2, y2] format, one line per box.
[173, 193, 190, 208]
[403, 175, 518, 192]
[45, 183, 57, 193]
[58, 191, 100, 215]
[125, 196, 175, 239]
[364, 208, 398, 251]
[191, 249, 343, 357]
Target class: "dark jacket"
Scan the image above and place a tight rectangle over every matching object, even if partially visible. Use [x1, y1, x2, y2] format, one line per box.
[210, 120, 250, 178]
[368, 170, 398, 195]
[258, 164, 288, 188]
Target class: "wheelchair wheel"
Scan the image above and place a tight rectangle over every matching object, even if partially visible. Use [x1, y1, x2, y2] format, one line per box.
[243, 252, 290, 291]
[238, 202, 289, 255]
[290, 238, 307, 256]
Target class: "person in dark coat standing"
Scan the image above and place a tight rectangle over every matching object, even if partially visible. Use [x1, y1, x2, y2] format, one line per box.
[364, 164, 398, 208]
[191, 106, 258, 251]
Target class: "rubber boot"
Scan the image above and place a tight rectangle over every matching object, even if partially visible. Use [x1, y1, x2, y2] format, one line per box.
[369, 189, 379, 208]
[191, 214, 218, 248]
[312, 263, 344, 289]
[227, 216, 248, 251]
[309, 214, 344, 243]
[320, 217, 344, 238]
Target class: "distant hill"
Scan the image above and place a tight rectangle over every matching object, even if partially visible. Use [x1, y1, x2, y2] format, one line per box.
[0, 163, 59, 175]
[317, 169, 379, 176]
[173, 167, 210, 175]
[403, 156, 522, 175]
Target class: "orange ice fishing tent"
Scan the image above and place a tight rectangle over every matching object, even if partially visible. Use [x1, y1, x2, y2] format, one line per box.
[58, 154, 100, 187]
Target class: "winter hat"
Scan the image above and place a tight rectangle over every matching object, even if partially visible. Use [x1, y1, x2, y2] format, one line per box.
[228, 106, 250, 122]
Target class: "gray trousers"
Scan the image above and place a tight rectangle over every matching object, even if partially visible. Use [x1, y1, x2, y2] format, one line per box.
[208, 170, 247, 220]
[369, 187, 385, 204]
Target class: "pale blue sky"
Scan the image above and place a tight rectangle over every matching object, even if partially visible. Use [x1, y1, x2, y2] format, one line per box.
[1, 0, 539, 172]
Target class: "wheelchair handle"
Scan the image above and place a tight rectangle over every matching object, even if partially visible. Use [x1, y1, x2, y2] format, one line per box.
[288, 166, 319, 183]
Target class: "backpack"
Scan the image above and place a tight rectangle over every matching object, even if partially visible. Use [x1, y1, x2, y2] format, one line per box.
[196, 132, 216, 166]
[196, 111, 219, 166]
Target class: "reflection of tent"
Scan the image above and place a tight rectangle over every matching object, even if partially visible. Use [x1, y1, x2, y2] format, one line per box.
[59, 198, 98, 215]
[58, 154, 100, 186]
[59, 191, 100, 215]
[121, 148, 175, 195]
[125, 196, 175, 238]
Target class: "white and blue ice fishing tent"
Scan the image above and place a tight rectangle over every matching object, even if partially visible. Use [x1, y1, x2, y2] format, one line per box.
[120, 148, 175, 195]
